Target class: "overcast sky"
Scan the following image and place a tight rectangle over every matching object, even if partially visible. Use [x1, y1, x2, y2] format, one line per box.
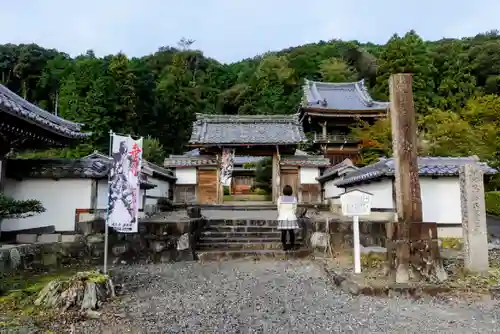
[1, 0, 498, 63]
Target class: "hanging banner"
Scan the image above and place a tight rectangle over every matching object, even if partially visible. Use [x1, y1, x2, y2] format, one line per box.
[107, 134, 143, 233]
[220, 148, 235, 186]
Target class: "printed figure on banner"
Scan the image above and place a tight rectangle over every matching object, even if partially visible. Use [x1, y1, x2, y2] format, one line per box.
[107, 135, 143, 233]
[220, 148, 235, 186]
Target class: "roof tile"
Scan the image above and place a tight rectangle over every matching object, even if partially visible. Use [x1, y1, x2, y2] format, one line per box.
[189, 114, 307, 145]
[0, 84, 90, 139]
[335, 156, 497, 187]
[302, 79, 389, 111]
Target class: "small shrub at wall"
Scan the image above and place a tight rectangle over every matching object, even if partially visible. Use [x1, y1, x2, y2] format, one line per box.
[485, 191, 500, 216]
[254, 188, 269, 195]
[223, 186, 231, 195]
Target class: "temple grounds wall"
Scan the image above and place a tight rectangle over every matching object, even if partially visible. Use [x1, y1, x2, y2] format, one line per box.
[0, 209, 205, 273]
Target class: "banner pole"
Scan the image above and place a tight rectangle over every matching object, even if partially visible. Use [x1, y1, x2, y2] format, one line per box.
[103, 130, 113, 274]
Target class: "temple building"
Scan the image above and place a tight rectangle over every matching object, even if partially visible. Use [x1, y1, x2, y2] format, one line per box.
[0, 84, 90, 156]
[0, 84, 90, 235]
[299, 79, 389, 164]
[164, 114, 330, 204]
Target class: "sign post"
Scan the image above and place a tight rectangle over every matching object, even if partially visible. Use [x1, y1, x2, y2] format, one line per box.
[340, 189, 373, 274]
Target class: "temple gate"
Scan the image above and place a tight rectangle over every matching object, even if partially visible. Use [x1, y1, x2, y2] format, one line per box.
[164, 114, 330, 204]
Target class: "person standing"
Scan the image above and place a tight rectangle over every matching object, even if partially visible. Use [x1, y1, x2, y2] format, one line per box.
[277, 185, 299, 251]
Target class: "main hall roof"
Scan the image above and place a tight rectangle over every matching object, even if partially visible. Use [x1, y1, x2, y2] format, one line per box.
[189, 113, 307, 146]
[302, 79, 389, 112]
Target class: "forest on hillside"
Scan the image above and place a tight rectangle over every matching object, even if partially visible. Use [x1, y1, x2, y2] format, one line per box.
[2, 30, 500, 186]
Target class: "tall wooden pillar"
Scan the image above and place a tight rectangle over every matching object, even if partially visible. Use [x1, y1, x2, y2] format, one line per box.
[388, 73, 444, 283]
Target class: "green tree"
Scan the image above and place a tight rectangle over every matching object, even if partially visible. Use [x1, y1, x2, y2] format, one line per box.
[142, 138, 166, 165]
[374, 31, 436, 114]
[318, 57, 357, 82]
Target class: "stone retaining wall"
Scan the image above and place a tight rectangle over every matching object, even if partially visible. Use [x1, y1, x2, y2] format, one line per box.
[302, 218, 387, 251]
[0, 217, 205, 273]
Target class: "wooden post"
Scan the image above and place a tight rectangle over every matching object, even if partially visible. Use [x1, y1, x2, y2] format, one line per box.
[388, 74, 446, 283]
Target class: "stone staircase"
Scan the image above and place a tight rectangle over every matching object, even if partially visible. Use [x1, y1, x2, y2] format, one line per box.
[196, 219, 309, 261]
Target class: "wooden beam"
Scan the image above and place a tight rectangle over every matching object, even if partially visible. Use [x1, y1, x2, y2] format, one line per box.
[388, 73, 445, 283]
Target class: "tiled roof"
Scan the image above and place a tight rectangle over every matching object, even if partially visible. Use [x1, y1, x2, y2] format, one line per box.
[335, 156, 497, 187]
[317, 158, 358, 182]
[142, 161, 176, 180]
[6, 158, 110, 179]
[302, 79, 389, 111]
[83, 151, 176, 180]
[0, 84, 90, 139]
[189, 113, 307, 145]
[164, 155, 218, 168]
[184, 148, 263, 165]
[6, 155, 174, 187]
[280, 155, 330, 167]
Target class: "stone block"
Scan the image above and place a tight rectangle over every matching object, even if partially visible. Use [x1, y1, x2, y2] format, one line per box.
[112, 244, 129, 256]
[177, 233, 190, 250]
[37, 233, 61, 244]
[16, 234, 38, 244]
[86, 234, 104, 244]
[41, 252, 59, 266]
[460, 163, 489, 272]
[151, 241, 166, 253]
[61, 234, 83, 243]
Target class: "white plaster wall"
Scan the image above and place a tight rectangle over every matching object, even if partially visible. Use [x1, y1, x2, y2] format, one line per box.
[2, 178, 92, 232]
[324, 179, 345, 198]
[344, 177, 462, 224]
[97, 179, 109, 209]
[175, 168, 197, 184]
[345, 180, 394, 210]
[300, 167, 319, 184]
[147, 177, 170, 198]
[144, 176, 171, 210]
[420, 177, 461, 224]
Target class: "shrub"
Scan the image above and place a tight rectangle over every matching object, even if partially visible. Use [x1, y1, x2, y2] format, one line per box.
[255, 188, 268, 195]
[485, 191, 500, 216]
[0, 195, 45, 219]
[223, 186, 231, 195]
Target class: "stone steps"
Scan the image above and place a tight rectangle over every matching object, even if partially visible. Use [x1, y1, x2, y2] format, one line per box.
[205, 226, 280, 233]
[201, 231, 284, 238]
[200, 237, 303, 244]
[197, 219, 306, 254]
[197, 249, 312, 262]
[206, 220, 279, 226]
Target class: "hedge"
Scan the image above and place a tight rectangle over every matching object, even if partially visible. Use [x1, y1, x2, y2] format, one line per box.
[485, 191, 500, 216]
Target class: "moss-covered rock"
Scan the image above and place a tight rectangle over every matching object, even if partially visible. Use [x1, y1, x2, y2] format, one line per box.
[360, 252, 386, 269]
[440, 237, 464, 250]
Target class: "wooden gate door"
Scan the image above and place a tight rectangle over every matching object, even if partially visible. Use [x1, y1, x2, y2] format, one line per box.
[197, 169, 218, 204]
[280, 168, 299, 197]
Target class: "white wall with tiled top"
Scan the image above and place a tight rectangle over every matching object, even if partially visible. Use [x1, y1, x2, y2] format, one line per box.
[299, 167, 319, 184]
[324, 178, 345, 198]
[175, 168, 197, 184]
[2, 178, 92, 232]
[342, 176, 463, 237]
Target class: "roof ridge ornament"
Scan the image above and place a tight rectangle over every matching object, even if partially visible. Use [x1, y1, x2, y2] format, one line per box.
[354, 79, 375, 107]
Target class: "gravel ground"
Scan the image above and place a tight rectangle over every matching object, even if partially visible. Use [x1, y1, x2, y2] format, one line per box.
[60, 260, 500, 334]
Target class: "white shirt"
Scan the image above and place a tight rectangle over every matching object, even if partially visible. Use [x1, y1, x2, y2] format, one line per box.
[277, 196, 299, 229]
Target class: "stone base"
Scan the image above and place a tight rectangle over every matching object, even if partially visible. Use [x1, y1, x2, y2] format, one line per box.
[318, 260, 500, 300]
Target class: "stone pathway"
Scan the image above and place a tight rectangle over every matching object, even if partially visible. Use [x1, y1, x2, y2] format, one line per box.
[64, 260, 500, 334]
